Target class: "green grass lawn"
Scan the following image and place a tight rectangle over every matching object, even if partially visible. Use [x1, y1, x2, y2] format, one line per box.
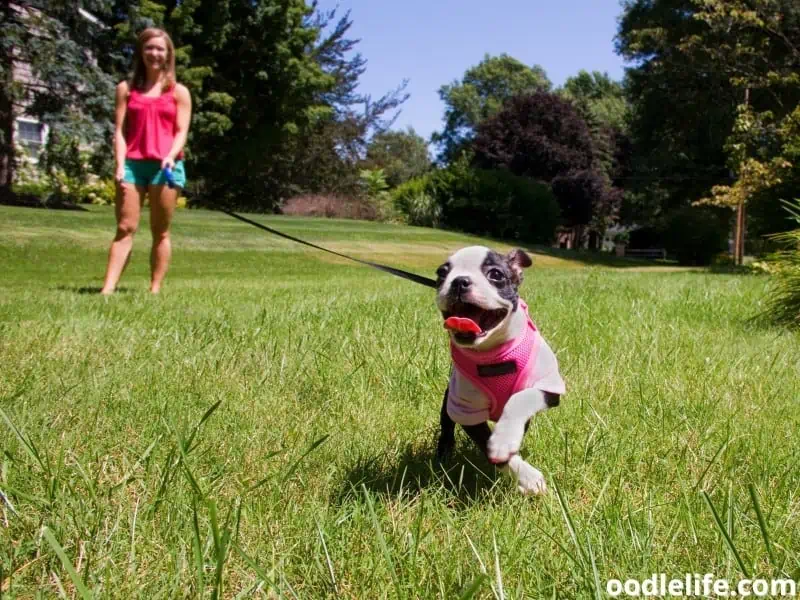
[1, 204, 799, 598]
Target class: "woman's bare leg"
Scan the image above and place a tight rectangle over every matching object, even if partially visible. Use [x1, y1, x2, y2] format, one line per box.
[148, 184, 178, 294]
[101, 182, 145, 295]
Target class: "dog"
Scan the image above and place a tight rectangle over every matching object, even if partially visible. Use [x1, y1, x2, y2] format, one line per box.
[434, 246, 564, 495]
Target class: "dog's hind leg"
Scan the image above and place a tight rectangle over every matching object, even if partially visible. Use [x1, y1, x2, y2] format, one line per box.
[435, 386, 456, 461]
[461, 421, 507, 464]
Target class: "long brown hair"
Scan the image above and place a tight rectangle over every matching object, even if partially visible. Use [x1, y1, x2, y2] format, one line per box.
[130, 28, 176, 91]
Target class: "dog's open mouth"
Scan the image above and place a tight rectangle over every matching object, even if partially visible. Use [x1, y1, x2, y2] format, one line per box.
[442, 302, 507, 341]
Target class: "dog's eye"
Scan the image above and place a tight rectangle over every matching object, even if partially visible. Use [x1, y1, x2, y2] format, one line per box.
[487, 268, 505, 282]
[436, 265, 449, 279]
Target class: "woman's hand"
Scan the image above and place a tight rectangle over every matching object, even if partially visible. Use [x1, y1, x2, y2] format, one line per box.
[161, 156, 175, 171]
[115, 164, 125, 183]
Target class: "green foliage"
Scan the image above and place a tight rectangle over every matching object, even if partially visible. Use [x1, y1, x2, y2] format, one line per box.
[559, 70, 631, 181]
[0, 1, 115, 191]
[391, 175, 441, 227]
[364, 127, 431, 188]
[12, 179, 52, 199]
[560, 70, 629, 132]
[84, 179, 117, 206]
[762, 199, 800, 328]
[359, 168, 389, 198]
[616, 0, 739, 212]
[616, 0, 800, 245]
[662, 205, 730, 265]
[432, 54, 551, 162]
[358, 168, 396, 221]
[393, 158, 560, 243]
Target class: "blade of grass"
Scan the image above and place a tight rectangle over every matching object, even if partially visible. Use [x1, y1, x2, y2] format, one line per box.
[315, 517, 338, 596]
[748, 483, 776, 565]
[587, 534, 603, 600]
[280, 435, 330, 485]
[363, 484, 403, 599]
[41, 527, 92, 600]
[458, 575, 488, 600]
[0, 406, 49, 476]
[492, 532, 505, 600]
[186, 401, 222, 454]
[702, 491, 750, 577]
[190, 498, 206, 597]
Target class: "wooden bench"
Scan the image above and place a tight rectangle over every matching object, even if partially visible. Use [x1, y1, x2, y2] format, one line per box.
[624, 248, 667, 260]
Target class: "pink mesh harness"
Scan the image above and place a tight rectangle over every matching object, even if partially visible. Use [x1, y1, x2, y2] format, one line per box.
[449, 301, 540, 422]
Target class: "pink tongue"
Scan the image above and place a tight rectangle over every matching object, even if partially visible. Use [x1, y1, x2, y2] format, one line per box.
[444, 316, 482, 334]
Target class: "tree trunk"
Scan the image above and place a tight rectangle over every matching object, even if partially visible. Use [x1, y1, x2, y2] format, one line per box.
[734, 200, 746, 265]
[0, 82, 14, 198]
[0, 2, 15, 200]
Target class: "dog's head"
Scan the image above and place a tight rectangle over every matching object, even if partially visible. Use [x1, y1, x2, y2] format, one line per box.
[435, 246, 532, 349]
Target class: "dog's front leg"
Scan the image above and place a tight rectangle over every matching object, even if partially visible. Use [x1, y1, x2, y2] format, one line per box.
[488, 389, 559, 495]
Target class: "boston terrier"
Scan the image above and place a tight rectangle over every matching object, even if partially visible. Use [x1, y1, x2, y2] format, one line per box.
[434, 246, 565, 495]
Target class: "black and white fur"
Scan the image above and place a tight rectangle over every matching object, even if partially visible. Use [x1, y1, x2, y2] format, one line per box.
[434, 246, 561, 495]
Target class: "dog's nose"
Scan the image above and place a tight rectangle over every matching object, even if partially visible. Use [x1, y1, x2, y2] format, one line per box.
[451, 276, 472, 293]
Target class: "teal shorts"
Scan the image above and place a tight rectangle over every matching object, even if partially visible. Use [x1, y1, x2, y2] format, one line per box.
[123, 159, 186, 188]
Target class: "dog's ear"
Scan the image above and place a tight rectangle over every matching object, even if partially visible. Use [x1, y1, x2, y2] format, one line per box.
[505, 249, 532, 283]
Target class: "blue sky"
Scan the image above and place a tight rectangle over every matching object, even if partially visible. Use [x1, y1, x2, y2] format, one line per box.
[316, 0, 631, 143]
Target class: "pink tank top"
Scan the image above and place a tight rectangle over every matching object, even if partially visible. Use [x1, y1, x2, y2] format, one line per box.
[449, 301, 541, 422]
[125, 87, 182, 161]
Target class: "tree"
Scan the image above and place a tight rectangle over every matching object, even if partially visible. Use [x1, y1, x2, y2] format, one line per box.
[472, 92, 620, 247]
[559, 70, 630, 181]
[472, 92, 594, 180]
[285, 6, 409, 200]
[167, 0, 337, 208]
[615, 0, 800, 260]
[98, 0, 399, 209]
[431, 54, 551, 163]
[681, 0, 800, 262]
[561, 70, 628, 132]
[364, 127, 430, 188]
[615, 0, 739, 218]
[0, 1, 115, 199]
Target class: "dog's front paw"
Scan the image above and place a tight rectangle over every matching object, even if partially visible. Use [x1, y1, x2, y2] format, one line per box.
[515, 462, 547, 496]
[488, 421, 524, 463]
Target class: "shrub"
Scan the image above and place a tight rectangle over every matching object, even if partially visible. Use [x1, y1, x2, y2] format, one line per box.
[662, 206, 730, 265]
[358, 168, 398, 222]
[762, 199, 800, 328]
[627, 226, 663, 249]
[393, 161, 560, 243]
[83, 179, 116, 205]
[392, 175, 441, 227]
[12, 179, 52, 199]
[281, 194, 379, 220]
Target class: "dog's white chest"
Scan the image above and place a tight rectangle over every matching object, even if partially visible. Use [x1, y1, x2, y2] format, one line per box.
[446, 370, 493, 426]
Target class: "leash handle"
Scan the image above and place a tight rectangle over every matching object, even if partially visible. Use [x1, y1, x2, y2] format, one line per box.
[163, 166, 176, 189]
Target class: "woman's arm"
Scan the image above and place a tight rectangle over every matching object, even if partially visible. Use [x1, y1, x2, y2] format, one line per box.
[162, 84, 192, 169]
[114, 81, 129, 181]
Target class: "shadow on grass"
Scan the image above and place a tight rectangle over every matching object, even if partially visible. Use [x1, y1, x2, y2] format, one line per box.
[526, 245, 679, 268]
[55, 285, 134, 294]
[689, 264, 765, 276]
[332, 435, 504, 509]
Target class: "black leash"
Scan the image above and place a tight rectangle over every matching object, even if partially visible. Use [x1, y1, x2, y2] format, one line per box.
[216, 208, 439, 289]
[159, 166, 436, 288]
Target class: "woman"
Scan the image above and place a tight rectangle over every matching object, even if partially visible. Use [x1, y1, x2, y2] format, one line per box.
[100, 27, 192, 295]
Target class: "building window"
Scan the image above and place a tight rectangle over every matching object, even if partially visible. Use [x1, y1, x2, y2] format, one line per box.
[17, 120, 45, 146]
